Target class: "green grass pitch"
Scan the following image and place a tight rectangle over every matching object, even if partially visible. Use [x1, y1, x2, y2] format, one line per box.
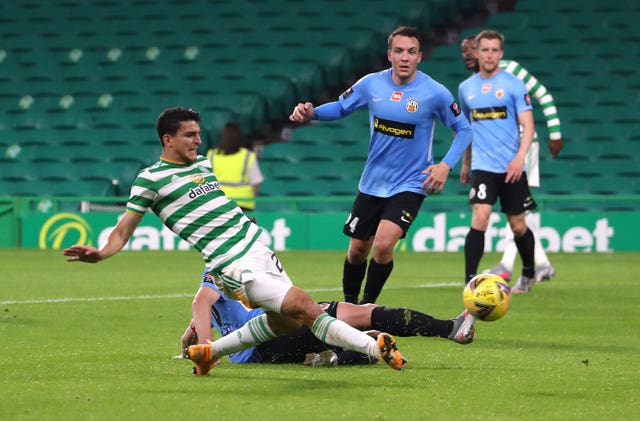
[1, 249, 639, 420]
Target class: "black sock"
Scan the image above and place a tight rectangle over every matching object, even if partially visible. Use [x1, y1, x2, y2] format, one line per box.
[370, 306, 453, 338]
[464, 228, 485, 283]
[342, 258, 367, 304]
[336, 350, 376, 365]
[514, 228, 535, 278]
[360, 259, 393, 304]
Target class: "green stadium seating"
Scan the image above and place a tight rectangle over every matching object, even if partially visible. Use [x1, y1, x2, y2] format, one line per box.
[16, 0, 629, 204]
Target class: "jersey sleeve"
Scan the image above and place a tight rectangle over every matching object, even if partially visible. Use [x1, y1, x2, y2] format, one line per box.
[503, 60, 562, 140]
[337, 74, 370, 113]
[513, 77, 533, 115]
[458, 82, 470, 120]
[125, 170, 155, 216]
[432, 83, 463, 128]
[432, 82, 473, 169]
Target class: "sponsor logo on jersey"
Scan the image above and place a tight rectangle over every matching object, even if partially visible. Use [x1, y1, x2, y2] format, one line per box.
[471, 106, 508, 121]
[341, 87, 354, 99]
[188, 181, 220, 198]
[405, 99, 419, 113]
[390, 91, 403, 101]
[373, 116, 415, 139]
[524, 93, 531, 106]
[450, 101, 461, 116]
[495, 88, 504, 98]
[481, 83, 492, 93]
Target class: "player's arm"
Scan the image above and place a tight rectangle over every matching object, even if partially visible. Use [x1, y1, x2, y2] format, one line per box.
[63, 211, 142, 263]
[289, 102, 315, 123]
[457, 84, 473, 185]
[424, 109, 472, 193]
[506, 109, 535, 183]
[191, 285, 222, 344]
[180, 320, 199, 357]
[504, 60, 563, 157]
[460, 145, 472, 185]
[289, 100, 350, 124]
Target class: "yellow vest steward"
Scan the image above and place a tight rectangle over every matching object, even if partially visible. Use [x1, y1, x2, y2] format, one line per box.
[207, 147, 256, 210]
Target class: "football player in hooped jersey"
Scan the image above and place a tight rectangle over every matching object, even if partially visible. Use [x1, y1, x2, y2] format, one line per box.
[458, 30, 537, 293]
[289, 26, 472, 305]
[64, 107, 408, 374]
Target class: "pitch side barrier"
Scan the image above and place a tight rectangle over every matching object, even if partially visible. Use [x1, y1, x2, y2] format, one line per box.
[1, 195, 639, 251]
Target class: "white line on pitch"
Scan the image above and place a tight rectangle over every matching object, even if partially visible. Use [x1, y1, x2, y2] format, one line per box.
[0, 282, 461, 306]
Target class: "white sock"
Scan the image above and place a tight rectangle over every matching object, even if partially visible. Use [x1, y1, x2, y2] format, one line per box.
[533, 232, 550, 268]
[312, 313, 378, 358]
[500, 241, 517, 272]
[210, 314, 277, 358]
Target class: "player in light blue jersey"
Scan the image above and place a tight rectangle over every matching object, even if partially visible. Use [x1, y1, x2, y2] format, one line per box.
[458, 30, 538, 293]
[65, 107, 407, 374]
[461, 35, 561, 283]
[290, 26, 472, 305]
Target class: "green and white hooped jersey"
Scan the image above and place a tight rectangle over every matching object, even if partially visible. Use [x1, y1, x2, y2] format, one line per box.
[126, 155, 261, 272]
[499, 59, 562, 141]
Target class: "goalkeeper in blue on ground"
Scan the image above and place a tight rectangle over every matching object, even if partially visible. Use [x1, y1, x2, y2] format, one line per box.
[178, 271, 476, 368]
[63, 106, 407, 374]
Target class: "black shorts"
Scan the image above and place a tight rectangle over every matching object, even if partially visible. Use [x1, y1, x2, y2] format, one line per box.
[469, 170, 537, 214]
[343, 191, 425, 240]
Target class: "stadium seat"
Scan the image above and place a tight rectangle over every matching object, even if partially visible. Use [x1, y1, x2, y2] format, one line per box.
[279, 179, 311, 197]
[259, 178, 291, 197]
[1, 161, 37, 182]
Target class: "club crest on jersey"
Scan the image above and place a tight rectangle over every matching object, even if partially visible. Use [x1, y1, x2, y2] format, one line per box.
[405, 99, 419, 113]
[190, 173, 206, 184]
[481, 83, 492, 93]
[495, 88, 504, 98]
[390, 91, 403, 101]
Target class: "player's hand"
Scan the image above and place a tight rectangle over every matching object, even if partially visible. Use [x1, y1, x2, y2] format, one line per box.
[289, 102, 314, 123]
[63, 245, 102, 263]
[505, 157, 525, 183]
[422, 162, 451, 194]
[549, 138, 563, 158]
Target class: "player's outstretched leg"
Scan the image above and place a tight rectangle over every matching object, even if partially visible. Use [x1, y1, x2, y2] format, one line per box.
[448, 309, 476, 344]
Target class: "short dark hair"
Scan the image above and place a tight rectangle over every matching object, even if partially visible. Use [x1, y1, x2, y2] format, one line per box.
[388, 26, 423, 51]
[463, 34, 477, 44]
[156, 107, 201, 144]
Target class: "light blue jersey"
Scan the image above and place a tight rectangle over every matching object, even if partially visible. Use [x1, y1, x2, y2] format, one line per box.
[201, 275, 264, 363]
[316, 68, 471, 197]
[458, 70, 532, 173]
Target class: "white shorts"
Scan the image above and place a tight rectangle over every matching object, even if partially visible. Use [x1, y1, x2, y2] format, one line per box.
[209, 240, 293, 313]
[526, 141, 540, 188]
